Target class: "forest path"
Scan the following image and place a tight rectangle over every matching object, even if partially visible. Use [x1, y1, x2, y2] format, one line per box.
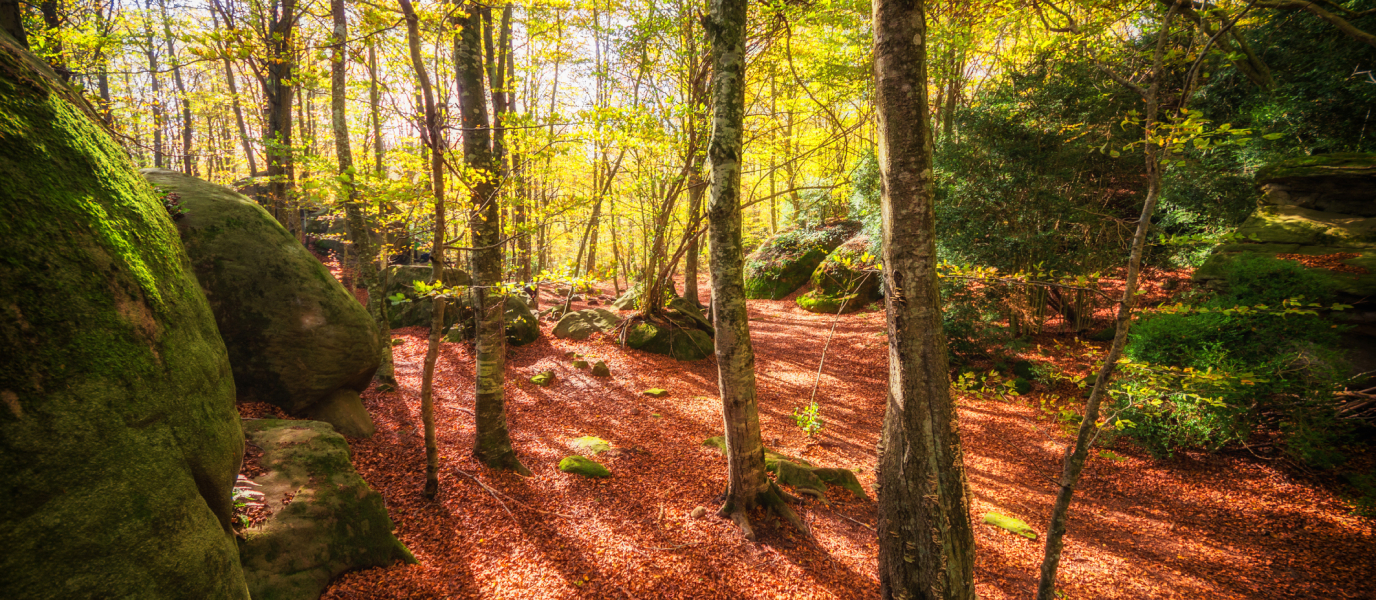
[309, 286, 1375, 600]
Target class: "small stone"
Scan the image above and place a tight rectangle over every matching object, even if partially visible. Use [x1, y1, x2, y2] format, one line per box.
[558, 455, 610, 478]
[390, 338, 404, 346]
[629, 408, 641, 416]
[588, 299, 600, 306]
[689, 506, 707, 519]
[531, 371, 555, 386]
[573, 360, 589, 369]
[643, 388, 669, 398]
[591, 360, 611, 377]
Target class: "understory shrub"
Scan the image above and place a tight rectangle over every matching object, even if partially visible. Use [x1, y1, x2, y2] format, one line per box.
[1113, 256, 1350, 466]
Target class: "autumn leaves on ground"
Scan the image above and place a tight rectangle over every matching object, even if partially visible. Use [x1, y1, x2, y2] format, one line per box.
[248, 278, 1376, 600]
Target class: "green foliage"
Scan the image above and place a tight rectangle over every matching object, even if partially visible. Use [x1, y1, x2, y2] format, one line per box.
[941, 278, 1012, 364]
[1114, 256, 1349, 465]
[793, 400, 824, 438]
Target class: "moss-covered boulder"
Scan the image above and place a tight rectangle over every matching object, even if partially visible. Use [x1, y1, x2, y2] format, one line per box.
[144, 169, 382, 437]
[441, 292, 540, 347]
[797, 234, 882, 314]
[238, 419, 415, 600]
[531, 371, 555, 386]
[591, 360, 611, 377]
[553, 308, 622, 340]
[384, 264, 470, 329]
[1196, 153, 1376, 297]
[744, 220, 861, 300]
[626, 321, 714, 361]
[0, 33, 247, 597]
[559, 455, 611, 477]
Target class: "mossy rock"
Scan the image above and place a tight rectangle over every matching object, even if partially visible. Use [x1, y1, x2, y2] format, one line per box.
[796, 290, 867, 314]
[570, 436, 612, 455]
[591, 360, 611, 377]
[553, 308, 622, 340]
[441, 292, 540, 347]
[744, 220, 861, 300]
[573, 359, 589, 369]
[383, 264, 470, 329]
[982, 512, 1038, 539]
[1255, 152, 1376, 186]
[625, 320, 714, 361]
[643, 388, 670, 397]
[0, 32, 247, 597]
[558, 455, 611, 478]
[809, 234, 882, 298]
[145, 169, 382, 428]
[531, 371, 555, 386]
[239, 419, 416, 599]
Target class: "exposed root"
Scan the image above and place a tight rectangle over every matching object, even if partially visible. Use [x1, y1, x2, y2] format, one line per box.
[728, 509, 756, 542]
[717, 482, 811, 542]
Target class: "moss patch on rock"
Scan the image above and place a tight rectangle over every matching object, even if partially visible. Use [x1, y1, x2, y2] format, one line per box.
[625, 320, 714, 361]
[238, 419, 415, 599]
[700, 436, 866, 500]
[554, 308, 622, 340]
[0, 32, 247, 598]
[145, 169, 382, 424]
[531, 371, 555, 386]
[559, 455, 611, 477]
[744, 220, 861, 300]
[441, 292, 541, 347]
[570, 436, 612, 455]
[982, 512, 1038, 540]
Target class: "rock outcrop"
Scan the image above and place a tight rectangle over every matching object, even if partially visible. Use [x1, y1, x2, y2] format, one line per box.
[238, 419, 415, 600]
[1195, 153, 1376, 297]
[796, 234, 882, 314]
[553, 308, 622, 340]
[0, 32, 247, 597]
[744, 220, 861, 300]
[145, 168, 381, 437]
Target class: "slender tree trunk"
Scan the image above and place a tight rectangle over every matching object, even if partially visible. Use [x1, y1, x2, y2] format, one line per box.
[458, 1, 527, 475]
[157, 0, 192, 174]
[706, 0, 803, 541]
[872, 0, 978, 598]
[1035, 7, 1179, 599]
[333, 0, 394, 388]
[683, 170, 705, 306]
[143, 14, 164, 169]
[399, 0, 447, 500]
[368, 40, 384, 176]
[265, 0, 297, 233]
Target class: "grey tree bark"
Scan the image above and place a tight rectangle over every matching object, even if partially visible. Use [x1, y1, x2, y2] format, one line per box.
[398, 0, 447, 500]
[872, 0, 977, 597]
[705, 0, 804, 541]
[458, 2, 528, 475]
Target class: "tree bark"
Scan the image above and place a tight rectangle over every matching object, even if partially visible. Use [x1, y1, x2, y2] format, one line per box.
[706, 0, 803, 541]
[368, 40, 384, 176]
[683, 170, 705, 306]
[872, 0, 977, 597]
[0, 0, 28, 47]
[399, 0, 447, 500]
[142, 3, 164, 169]
[458, 1, 528, 475]
[332, 0, 394, 388]
[264, 0, 297, 234]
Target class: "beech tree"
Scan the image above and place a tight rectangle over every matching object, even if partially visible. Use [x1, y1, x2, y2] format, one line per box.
[872, 0, 977, 596]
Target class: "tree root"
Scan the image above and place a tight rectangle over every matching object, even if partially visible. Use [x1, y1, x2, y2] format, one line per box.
[717, 481, 811, 542]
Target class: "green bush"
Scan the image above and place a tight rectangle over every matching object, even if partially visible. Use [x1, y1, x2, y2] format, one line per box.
[1113, 256, 1348, 464]
[941, 278, 1013, 364]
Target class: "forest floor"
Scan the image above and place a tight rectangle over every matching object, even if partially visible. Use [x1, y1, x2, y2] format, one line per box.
[255, 267, 1375, 599]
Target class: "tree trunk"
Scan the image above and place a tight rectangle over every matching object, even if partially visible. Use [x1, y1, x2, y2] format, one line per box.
[265, 0, 296, 233]
[1035, 7, 1179, 599]
[143, 12, 164, 169]
[706, 0, 803, 541]
[872, 0, 977, 597]
[0, 0, 28, 47]
[683, 170, 705, 306]
[368, 40, 384, 176]
[399, 0, 447, 500]
[332, 0, 394, 388]
[458, 1, 528, 475]
[157, 0, 193, 174]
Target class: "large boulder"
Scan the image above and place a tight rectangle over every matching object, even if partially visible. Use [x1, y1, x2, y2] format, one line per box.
[238, 419, 415, 600]
[144, 168, 382, 437]
[626, 321, 714, 361]
[797, 234, 882, 314]
[554, 308, 623, 340]
[1195, 153, 1376, 298]
[0, 33, 247, 598]
[443, 292, 541, 347]
[384, 264, 471, 329]
[744, 220, 861, 299]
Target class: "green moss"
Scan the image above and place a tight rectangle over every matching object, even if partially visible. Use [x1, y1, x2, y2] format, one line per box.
[0, 32, 246, 598]
[558, 455, 611, 477]
[744, 221, 861, 299]
[982, 512, 1038, 539]
[570, 436, 612, 455]
[643, 388, 669, 397]
[796, 291, 866, 314]
[531, 371, 555, 386]
[1255, 152, 1376, 183]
